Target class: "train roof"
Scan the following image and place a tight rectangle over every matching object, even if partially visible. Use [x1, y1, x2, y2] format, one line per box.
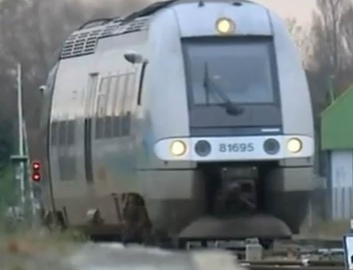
[78, 0, 256, 30]
[58, 0, 263, 60]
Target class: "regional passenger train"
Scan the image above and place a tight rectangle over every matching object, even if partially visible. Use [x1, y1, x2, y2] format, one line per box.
[38, 0, 314, 247]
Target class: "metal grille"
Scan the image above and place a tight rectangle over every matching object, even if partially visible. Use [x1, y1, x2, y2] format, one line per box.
[60, 16, 150, 59]
[101, 23, 121, 37]
[100, 16, 150, 38]
[60, 28, 103, 59]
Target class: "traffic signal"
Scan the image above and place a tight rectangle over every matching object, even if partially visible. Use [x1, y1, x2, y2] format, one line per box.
[31, 161, 41, 182]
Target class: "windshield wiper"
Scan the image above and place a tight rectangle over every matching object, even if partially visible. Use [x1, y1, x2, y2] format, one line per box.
[203, 62, 244, 116]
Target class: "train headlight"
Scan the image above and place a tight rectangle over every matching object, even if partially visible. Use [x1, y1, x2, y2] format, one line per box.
[263, 139, 280, 155]
[216, 18, 235, 35]
[195, 140, 211, 157]
[287, 138, 302, 154]
[170, 140, 187, 157]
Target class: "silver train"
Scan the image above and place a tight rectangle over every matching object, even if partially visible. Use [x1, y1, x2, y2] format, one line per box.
[38, 0, 315, 246]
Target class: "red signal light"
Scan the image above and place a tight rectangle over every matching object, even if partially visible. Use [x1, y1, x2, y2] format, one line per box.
[32, 172, 41, 182]
[31, 161, 41, 182]
[32, 161, 40, 170]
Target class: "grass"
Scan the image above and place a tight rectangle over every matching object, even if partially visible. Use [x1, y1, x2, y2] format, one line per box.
[0, 165, 91, 268]
[0, 164, 88, 253]
[0, 229, 88, 270]
[0, 228, 88, 256]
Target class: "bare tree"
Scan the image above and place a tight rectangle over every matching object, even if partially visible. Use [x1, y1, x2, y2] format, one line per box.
[286, 17, 311, 67]
[300, 0, 353, 128]
[0, 0, 150, 130]
[309, 0, 353, 97]
[0, 0, 151, 162]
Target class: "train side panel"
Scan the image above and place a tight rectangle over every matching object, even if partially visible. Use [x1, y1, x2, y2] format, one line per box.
[88, 31, 148, 224]
[49, 54, 94, 224]
[49, 31, 151, 226]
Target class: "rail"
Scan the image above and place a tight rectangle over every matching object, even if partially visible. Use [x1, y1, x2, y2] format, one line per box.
[245, 266, 344, 270]
[93, 236, 349, 270]
[239, 259, 345, 270]
[237, 238, 346, 270]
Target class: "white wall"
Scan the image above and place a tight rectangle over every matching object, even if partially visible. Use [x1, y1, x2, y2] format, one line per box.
[330, 150, 353, 220]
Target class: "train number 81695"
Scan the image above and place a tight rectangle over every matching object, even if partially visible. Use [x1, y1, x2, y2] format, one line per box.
[219, 143, 254, 153]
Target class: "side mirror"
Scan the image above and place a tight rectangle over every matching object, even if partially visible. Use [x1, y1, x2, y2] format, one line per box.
[39, 85, 47, 95]
[124, 51, 145, 64]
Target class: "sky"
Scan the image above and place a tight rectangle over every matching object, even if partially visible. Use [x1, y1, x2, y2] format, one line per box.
[253, 0, 317, 26]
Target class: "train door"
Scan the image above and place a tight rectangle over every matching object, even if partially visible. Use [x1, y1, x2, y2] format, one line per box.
[84, 73, 99, 183]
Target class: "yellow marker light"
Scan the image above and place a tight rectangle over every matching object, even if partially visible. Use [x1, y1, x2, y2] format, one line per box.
[287, 138, 303, 154]
[216, 18, 235, 34]
[170, 140, 187, 157]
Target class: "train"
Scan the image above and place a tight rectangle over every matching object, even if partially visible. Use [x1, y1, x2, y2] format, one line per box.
[38, 0, 315, 248]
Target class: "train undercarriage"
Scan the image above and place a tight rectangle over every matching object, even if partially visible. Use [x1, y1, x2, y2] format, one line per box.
[41, 161, 312, 251]
[175, 162, 311, 249]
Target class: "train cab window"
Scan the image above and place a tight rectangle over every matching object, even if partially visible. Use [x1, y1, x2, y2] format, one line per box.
[182, 37, 276, 106]
[95, 77, 110, 139]
[113, 75, 126, 137]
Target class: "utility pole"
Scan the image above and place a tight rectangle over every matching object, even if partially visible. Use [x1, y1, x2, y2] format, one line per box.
[17, 63, 25, 209]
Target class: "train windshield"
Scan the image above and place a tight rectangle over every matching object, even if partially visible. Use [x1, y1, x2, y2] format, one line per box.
[182, 37, 276, 105]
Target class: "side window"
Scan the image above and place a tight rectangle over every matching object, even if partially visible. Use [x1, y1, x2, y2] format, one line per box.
[128, 72, 137, 112]
[110, 76, 118, 117]
[57, 120, 75, 181]
[58, 121, 67, 146]
[113, 75, 126, 137]
[67, 119, 75, 145]
[122, 73, 136, 136]
[95, 77, 110, 139]
[50, 121, 58, 146]
[137, 62, 147, 105]
[85, 73, 99, 118]
[104, 76, 115, 138]
[121, 74, 130, 137]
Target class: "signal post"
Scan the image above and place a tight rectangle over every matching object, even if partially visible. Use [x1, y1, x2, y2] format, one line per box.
[10, 155, 41, 225]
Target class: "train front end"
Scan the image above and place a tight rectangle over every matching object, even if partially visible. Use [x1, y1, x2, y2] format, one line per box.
[147, 0, 314, 246]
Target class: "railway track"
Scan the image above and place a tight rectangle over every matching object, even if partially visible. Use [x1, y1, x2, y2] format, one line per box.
[243, 265, 344, 270]
[87, 231, 348, 270]
[239, 256, 345, 270]
[282, 236, 343, 250]
[95, 236, 346, 270]
[237, 237, 345, 270]
[2, 229, 347, 270]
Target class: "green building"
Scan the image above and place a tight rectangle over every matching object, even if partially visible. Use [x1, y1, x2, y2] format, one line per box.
[321, 84, 353, 220]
